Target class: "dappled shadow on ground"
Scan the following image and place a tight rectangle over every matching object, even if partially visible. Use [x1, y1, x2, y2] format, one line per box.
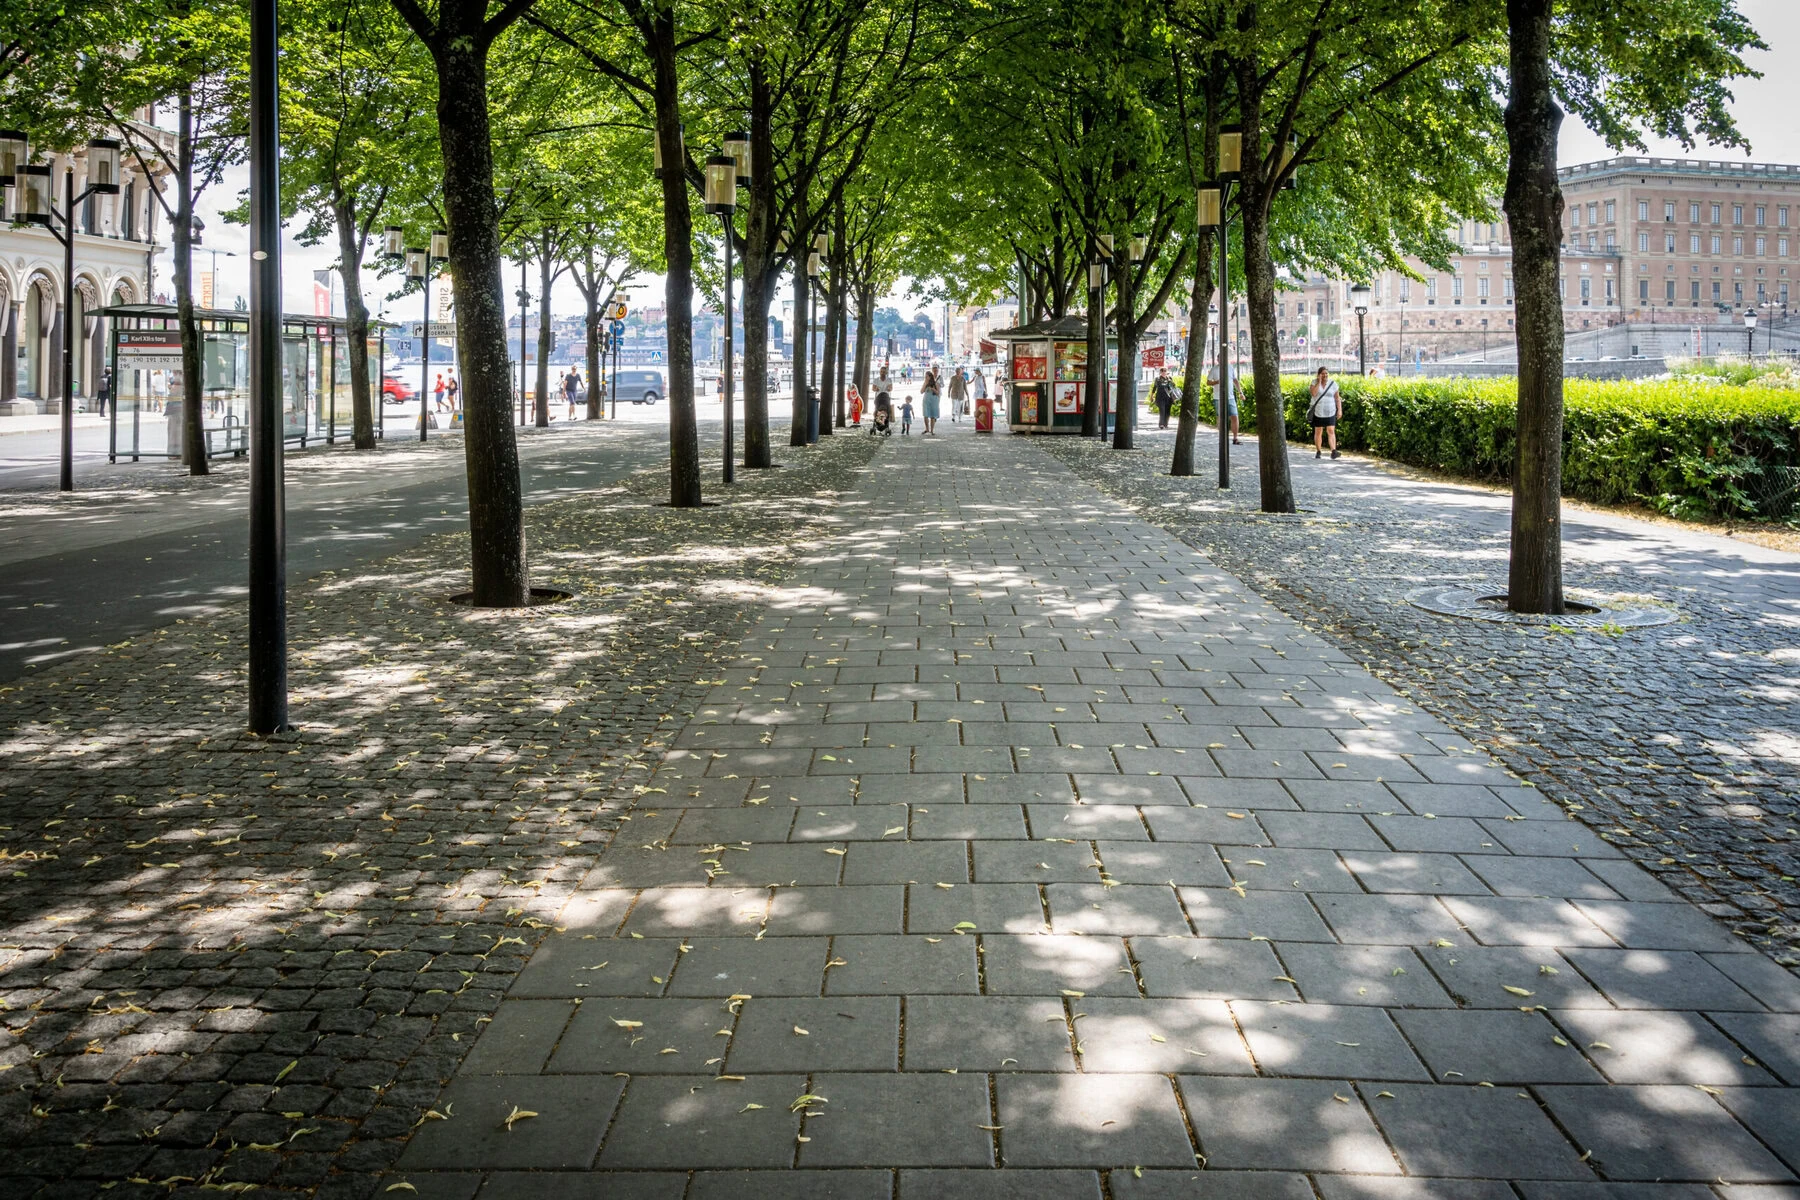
[0, 429, 877, 1193]
[1044, 431, 1800, 961]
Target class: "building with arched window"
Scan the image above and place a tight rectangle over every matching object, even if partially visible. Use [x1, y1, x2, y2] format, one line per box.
[1, 115, 172, 417]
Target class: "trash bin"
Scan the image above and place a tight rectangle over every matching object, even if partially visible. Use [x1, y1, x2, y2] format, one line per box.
[974, 395, 994, 433]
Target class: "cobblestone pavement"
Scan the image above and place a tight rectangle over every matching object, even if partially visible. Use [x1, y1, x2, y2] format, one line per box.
[1041, 428, 1800, 967]
[0, 426, 876, 1198]
[394, 427, 1800, 1199]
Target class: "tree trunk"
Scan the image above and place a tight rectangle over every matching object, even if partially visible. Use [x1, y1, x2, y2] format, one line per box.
[175, 84, 207, 475]
[1113, 238, 1136, 451]
[854, 284, 873, 400]
[790, 259, 808, 446]
[1503, 0, 1565, 614]
[743, 275, 775, 463]
[1236, 47, 1295, 514]
[434, 36, 529, 605]
[650, 14, 701, 506]
[1172, 234, 1214, 476]
[535, 239, 552, 427]
[334, 194, 376, 449]
[584, 278, 602, 420]
[740, 59, 774, 467]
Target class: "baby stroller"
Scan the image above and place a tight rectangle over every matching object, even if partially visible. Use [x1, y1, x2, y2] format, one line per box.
[869, 391, 894, 437]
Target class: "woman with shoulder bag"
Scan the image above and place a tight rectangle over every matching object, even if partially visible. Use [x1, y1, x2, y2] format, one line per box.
[1308, 367, 1342, 460]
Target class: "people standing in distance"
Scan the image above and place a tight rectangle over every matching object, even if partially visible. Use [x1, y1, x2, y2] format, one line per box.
[1309, 366, 1342, 460]
[433, 373, 446, 413]
[1153, 367, 1176, 429]
[920, 367, 941, 436]
[948, 367, 967, 422]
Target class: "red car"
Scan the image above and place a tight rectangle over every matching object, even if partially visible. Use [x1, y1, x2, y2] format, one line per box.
[382, 375, 413, 403]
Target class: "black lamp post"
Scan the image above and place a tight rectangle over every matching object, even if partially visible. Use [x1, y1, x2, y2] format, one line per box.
[806, 244, 821, 444]
[401, 232, 447, 442]
[1745, 308, 1758, 357]
[1350, 282, 1371, 376]
[1197, 122, 1241, 489]
[6, 133, 121, 492]
[247, 0, 286, 734]
[704, 147, 739, 483]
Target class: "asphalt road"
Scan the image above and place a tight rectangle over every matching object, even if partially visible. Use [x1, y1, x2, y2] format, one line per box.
[0, 421, 674, 683]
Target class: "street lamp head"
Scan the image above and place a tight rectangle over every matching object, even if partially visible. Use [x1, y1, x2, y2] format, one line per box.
[382, 225, 405, 258]
[14, 164, 51, 224]
[806, 250, 820, 279]
[1745, 310, 1758, 330]
[776, 231, 790, 254]
[813, 232, 830, 258]
[1196, 186, 1222, 229]
[0, 130, 27, 184]
[1097, 233, 1114, 261]
[1279, 135, 1298, 191]
[1129, 235, 1146, 262]
[1088, 262, 1105, 289]
[430, 230, 449, 260]
[86, 139, 121, 193]
[1218, 125, 1243, 180]
[1349, 282, 1371, 315]
[703, 154, 737, 215]
[723, 130, 751, 185]
[406, 248, 427, 282]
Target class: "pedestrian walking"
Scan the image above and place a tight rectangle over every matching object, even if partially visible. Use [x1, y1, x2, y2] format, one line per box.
[876, 363, 892, 397]
[972, 368, 988, 405]
[1207, 365, 1242, 445]
[1152, 367, 1176, 429]
[1309, 366, 1342, 459]
[948, 367, 967, 422]
[900, 395, 914, 435]
[446, 376, 460, 414]
[921, 368, 941, 435]
[94, 369, 113, 418]
[563, 369, 580, 420]
[433, 373, 446, 413]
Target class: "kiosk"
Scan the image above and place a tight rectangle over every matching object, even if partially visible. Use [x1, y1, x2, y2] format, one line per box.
[986, 315, 1117, 434]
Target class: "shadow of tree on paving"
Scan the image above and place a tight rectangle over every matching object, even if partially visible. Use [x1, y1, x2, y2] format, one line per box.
[0, 430, 879, 1195]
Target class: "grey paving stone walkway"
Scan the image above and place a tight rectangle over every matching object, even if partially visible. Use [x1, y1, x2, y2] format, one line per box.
[392, 429, 1800, 1199]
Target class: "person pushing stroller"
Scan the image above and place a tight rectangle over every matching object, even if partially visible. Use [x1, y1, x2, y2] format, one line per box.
[869, 390, 894, 436]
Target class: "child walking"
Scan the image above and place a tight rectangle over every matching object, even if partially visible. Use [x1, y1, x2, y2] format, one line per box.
[900, 395, 915, 435]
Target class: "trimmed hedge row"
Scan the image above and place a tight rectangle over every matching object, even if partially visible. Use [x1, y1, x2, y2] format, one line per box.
[1183, 375, 1800, 520]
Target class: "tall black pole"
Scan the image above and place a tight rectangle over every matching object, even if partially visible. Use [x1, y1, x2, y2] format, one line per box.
[418, 272, 430, 442]
[247, 0, 287, 734]
[722, 216, 735, 483]
[1218, 181, 1233, 491]
[1357, 312, 1367, 375]
[59, 169, 75, 493]
[806, 273, 819, 443]
[518, 260, 528, 425]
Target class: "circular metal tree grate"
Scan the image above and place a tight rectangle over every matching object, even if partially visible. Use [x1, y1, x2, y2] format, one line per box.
[1407, 585, 1679, 628]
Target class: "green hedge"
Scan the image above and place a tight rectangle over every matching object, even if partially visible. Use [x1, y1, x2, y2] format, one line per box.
[1176, 375, 1800, 521]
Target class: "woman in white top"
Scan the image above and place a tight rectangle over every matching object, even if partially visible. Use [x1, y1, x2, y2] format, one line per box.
[1308, 367, 1343, 460]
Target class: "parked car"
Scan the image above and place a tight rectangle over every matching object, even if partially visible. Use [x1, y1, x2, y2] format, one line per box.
[382, 374, 414, 403]
[613, 369, 663, 404]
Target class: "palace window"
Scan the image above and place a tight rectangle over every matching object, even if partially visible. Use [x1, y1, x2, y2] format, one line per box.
[1756, 205, 1766, 226]
[1639, 201, 1650, 221]
[1690, 202, 1701, 223]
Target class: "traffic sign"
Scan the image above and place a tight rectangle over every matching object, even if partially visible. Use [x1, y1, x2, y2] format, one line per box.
[1296, 335, 1307, 347]
[410, 321, 457, 339]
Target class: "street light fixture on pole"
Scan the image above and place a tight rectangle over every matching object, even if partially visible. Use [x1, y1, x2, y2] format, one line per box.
[1744, 308, 1758, 357]
[1196, 122, 1241, 489]
[6, 134, 120, 493]
[247, 0, 286, 734]
[1349, 282, 1371, 376]
[705, 149, 739, 483]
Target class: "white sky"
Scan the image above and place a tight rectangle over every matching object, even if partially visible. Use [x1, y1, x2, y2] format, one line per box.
[171, 0, 1795, 325]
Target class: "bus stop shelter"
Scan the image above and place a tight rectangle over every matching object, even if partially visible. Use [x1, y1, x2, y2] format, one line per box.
[102, 303, 396, 462]
[986, 315, 1117, 434]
